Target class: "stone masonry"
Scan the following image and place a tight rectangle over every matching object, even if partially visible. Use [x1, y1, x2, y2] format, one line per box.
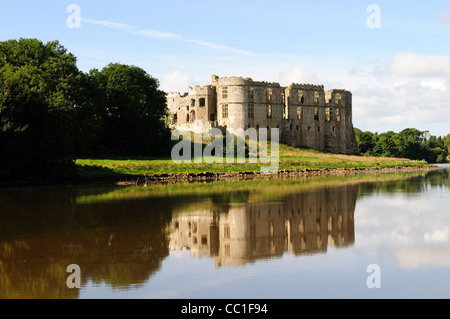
[167, 74, 359, 154]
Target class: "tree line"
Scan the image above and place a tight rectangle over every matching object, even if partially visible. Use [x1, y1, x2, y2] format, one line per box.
[354, 128, 449, 163]
[0, 38, 171, 180]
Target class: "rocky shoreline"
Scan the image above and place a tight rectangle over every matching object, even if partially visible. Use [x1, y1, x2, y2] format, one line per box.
[117, 164, 438, 186]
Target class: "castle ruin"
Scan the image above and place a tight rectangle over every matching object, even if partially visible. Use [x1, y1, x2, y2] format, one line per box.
[167, 74, 358, 154]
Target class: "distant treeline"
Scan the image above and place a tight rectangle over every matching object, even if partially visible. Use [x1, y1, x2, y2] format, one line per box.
[0, 38, 171, 180]
[354, 128, 449, 163]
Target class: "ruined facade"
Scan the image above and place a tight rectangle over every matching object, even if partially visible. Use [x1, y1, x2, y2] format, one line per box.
[167, 74, 359, 154]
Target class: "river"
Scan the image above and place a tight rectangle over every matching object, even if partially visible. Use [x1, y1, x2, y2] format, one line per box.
[1, 164, 449, 299]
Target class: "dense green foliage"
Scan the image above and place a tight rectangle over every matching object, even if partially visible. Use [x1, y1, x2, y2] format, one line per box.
[76, 64, 171, 156]
[355, 128, 449, 163]
[0, 39, 79, 178]
[0, 38, 170, 181]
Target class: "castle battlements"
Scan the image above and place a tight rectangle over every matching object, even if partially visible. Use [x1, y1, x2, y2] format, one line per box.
[167, 74, 358, 155]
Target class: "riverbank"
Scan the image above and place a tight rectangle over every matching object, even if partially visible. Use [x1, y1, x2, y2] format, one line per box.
[75, 144, 437, 186]
[1, 144, 439, 188]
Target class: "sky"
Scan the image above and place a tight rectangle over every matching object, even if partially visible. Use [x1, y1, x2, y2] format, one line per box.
[1, 0, 450, 136]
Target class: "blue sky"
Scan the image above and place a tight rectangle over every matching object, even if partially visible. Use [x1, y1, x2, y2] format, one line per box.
[1, 0, 450, 136]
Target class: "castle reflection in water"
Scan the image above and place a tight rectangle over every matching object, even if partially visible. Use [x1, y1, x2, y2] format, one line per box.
[169, 184, 357, 267]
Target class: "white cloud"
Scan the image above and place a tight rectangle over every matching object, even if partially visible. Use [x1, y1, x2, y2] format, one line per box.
[387, 53, 450, 77]
[159, 70, 195, 93]
[81, 18, 253, 56]
[392, 245, 450, 269]
[278, 66, 320, 86]
[345, 53, 450, 135]
[424, 229, 449, 243]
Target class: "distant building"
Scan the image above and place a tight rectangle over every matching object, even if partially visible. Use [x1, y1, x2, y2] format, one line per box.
[167, 74, 359, 154]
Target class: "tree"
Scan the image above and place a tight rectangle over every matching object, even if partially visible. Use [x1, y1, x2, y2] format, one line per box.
[72, 70, 108, 156]
[93, 63, 171, 156]
[372, 131, 399, 157]
[354, 128, 375, 155]
[0, 38, 80, 179]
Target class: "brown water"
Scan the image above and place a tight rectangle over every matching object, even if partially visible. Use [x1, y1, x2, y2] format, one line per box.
[1, 165, 449, 299]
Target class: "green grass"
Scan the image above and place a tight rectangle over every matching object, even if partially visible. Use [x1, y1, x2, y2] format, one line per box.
[75, 143, 431, 180]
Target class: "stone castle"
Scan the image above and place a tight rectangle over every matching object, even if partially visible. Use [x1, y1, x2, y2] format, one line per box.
[167, 74, 358, 154]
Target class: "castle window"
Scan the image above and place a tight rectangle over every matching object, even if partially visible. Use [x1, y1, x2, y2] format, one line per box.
[199, 98, 206, 107]
[173, 113, 177, 124]
[326, 107, 333, 121]
[222, 104, 228, 118]
[298, 91, 304, 104]
[186, 114, 189, 122]
[222, 87, 228, 99]
[224, 225, 230, 239]
[266, 104, 272, 118]
[190, 110, 196, 122]
[225, 244, 230, 257]
[318, 126, 320, 132]
[314, 91, 320, 104]
[297, 106, 302, 120]
[248, 103, 254, 118]
[332, 126, 335, 132]
[190, 99, 196, 107]
[248, 87, 254, 99]
[296, 125, 299, 130]
[335, 93, 342, 105]
[186, 105, 189, 111]
[336, 108, 341, 121]
[290, 124, 293, 131]
[314, 108, 319, 121]
[266, 88, 272, 102]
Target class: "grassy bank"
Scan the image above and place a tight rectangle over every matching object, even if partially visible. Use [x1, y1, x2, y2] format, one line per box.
[76, 143, 432, 182]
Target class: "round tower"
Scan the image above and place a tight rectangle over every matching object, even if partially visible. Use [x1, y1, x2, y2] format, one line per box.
[216, 76, 248, 135]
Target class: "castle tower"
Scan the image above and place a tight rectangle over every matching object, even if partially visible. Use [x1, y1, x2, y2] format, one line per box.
[212, 76, 248, 135]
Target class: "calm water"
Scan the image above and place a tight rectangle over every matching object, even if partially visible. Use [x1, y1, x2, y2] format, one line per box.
[1, 165, 450, 299]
